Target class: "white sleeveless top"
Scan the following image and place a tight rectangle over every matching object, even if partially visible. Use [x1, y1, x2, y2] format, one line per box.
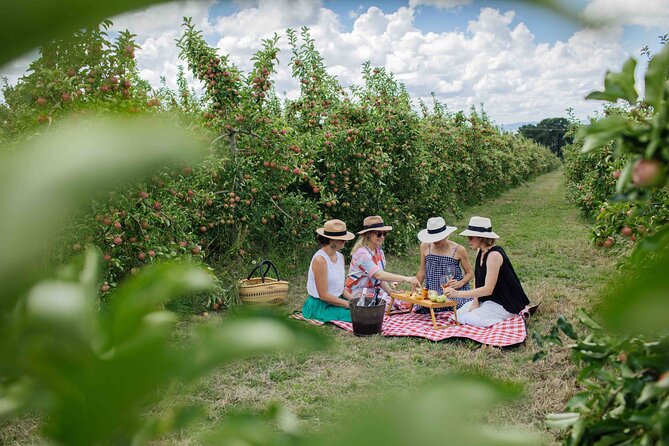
[306, 249, 345, 299]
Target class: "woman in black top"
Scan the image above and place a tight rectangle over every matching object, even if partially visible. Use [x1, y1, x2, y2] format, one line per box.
[443, 216, 529, 327]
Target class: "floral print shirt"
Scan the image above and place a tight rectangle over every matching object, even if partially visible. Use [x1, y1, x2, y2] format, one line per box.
[346, 246, 386, 298]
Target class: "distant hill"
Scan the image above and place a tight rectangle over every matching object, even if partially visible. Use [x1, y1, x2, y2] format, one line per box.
[499, 121, 537, 133]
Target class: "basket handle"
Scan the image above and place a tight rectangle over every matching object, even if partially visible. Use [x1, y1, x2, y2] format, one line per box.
[246, 259, 281, 282]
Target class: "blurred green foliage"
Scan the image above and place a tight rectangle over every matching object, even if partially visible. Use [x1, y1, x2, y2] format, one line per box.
[537, 42, 669, 445]
[0, 2, 548, 445]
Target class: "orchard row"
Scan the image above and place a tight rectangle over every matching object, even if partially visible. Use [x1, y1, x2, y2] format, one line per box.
[0, 20, 559, 306]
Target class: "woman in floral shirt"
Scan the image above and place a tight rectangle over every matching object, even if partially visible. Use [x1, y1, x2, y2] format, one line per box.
[346, 215, 419, 301]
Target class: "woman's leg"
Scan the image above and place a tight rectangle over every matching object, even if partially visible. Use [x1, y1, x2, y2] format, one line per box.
[302, 296, 352, 322]
[458, 301, 514, 327]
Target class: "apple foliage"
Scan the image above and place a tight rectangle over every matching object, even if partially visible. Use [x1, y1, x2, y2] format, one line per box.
[536, 43, 669, 445]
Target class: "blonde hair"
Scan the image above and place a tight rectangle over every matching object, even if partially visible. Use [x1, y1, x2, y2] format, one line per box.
[351, 233, 373, 255]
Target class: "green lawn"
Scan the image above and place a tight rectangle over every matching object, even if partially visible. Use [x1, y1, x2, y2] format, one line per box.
[176, 169, 615, 443]
[1, 169, 617, 445]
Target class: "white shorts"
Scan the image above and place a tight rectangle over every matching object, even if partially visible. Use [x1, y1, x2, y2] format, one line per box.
[458, 300, 515, 327]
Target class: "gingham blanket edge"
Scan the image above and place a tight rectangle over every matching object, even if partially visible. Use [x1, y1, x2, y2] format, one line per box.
[289, 307, 531, 347]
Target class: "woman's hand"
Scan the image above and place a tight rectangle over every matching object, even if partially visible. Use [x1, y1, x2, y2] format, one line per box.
[405, 276, 420, 288]
[447, 278, 462, 289]
[442, 286, 455, 297]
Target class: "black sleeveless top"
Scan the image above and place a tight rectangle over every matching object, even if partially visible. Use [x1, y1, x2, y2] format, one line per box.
[475, 246, 529, 314]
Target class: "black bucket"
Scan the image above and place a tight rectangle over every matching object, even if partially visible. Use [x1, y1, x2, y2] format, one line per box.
[349, 298, 386, 336]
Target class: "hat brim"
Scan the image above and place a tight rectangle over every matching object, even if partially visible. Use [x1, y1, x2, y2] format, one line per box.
[357, 225, 393, 235]
[458, 229, 499, 239]
[417, 226, 457, 243]
[316, 227, 355, 241]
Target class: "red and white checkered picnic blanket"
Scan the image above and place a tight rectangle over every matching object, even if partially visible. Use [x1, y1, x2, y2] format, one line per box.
[290, 308, 530, 347]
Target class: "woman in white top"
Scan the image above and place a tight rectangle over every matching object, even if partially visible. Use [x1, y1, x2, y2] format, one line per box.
[302, 219, 356, 322]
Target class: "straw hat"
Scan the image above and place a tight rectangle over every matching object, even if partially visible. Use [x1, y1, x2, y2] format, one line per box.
[357, 215, 393, 235]
[315, 219, 355, 241]
[417, 217, 457, 243]
[458, 216, 499, 239]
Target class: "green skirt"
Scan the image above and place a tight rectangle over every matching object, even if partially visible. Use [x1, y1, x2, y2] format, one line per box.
[302, 295, 352, 322]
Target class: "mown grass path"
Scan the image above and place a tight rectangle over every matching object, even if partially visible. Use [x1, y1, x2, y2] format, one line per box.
[170, 169, 616, 443]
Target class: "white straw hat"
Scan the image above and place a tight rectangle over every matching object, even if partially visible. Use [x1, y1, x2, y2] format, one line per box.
[458, 216, 499, 239]
[417, 217, 457, 243]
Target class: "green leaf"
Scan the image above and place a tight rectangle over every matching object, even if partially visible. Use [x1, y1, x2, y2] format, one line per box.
[577, 309, 602, 331]
[566, 392, 591, 411]
[615, 159, 634, 193]
[0, 0, 173, 67]
[586, 58, 638, 105]
[603, 227, 669, 334]
[546, 412, 580, 429]
[103, 261, 214, 348]
[644, 44, 669, 109]
[0, 116, 206, 310]
[637, 382, 667, 405]
[578, 115, 628, 153]
[180, 315, 328, 379]
[557, 315, 578, 339]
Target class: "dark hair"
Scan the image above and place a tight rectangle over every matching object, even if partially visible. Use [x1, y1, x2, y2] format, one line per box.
[316, 234, 330, 246]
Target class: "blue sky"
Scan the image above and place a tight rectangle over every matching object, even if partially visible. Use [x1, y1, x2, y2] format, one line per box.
[3, 0, 668, 125]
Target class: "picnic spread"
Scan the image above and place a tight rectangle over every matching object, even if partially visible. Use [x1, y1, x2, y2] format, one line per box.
[386, 290, 458, 328]
[290, 305, 531, 347]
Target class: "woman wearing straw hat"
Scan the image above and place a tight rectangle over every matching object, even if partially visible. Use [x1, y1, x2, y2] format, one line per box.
[302, 219, 356, 322]
[415, 217, 473, 312]
[442, 216, 530, 327]
[346, 216, 420, 303]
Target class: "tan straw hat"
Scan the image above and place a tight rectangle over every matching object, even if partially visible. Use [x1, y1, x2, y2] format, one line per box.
[315, 219, 355, 241]
[357, 215, 393, 235]
[417, 217, 457, 243]
[458, 216, 499, 239]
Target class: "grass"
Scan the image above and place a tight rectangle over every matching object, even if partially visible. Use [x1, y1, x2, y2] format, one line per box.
[0, 169, 617, 445]
[174, 168, 616, 443]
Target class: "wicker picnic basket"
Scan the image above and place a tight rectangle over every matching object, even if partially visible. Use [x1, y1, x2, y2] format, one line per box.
[239, 259, 289, 305]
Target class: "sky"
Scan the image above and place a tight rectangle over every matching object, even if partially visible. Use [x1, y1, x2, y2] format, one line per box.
[2, 0, 668, 126]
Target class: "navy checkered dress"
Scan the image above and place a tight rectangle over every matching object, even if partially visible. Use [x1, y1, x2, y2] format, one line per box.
[416, 243, 471, 313]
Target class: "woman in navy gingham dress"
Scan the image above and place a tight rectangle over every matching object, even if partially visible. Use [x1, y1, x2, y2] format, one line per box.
[415, 217, 473, 313]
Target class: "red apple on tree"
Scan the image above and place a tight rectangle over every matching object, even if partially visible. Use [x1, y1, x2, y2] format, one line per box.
[632, 159, 665, 187]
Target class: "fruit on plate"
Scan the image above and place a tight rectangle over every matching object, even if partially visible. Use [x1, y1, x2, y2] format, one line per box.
[436, 295, 446, 303]
[428, 290, 438, 302]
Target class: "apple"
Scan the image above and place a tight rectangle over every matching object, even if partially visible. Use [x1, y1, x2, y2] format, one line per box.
[632, 159, 666, 187]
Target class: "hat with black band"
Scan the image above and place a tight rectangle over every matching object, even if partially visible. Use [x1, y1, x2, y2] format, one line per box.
[458, 216, 499, 239]
[357, 215, 393, 234]
[316, 219, 355, 241]
[417, 217, 457, 243]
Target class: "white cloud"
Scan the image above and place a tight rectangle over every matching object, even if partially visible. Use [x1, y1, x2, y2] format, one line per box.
[0, 0, 640, 124]
[583, 0, 669, 28]
[110, 0, 215, 37]
[409, 0, 473, 9]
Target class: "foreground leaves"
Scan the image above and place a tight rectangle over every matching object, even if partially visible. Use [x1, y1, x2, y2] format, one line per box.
[0, 0, 172, 66]
[202, 375, 543, 446]
[0, 249, 327, 446]
[0, 115, 207, 311]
